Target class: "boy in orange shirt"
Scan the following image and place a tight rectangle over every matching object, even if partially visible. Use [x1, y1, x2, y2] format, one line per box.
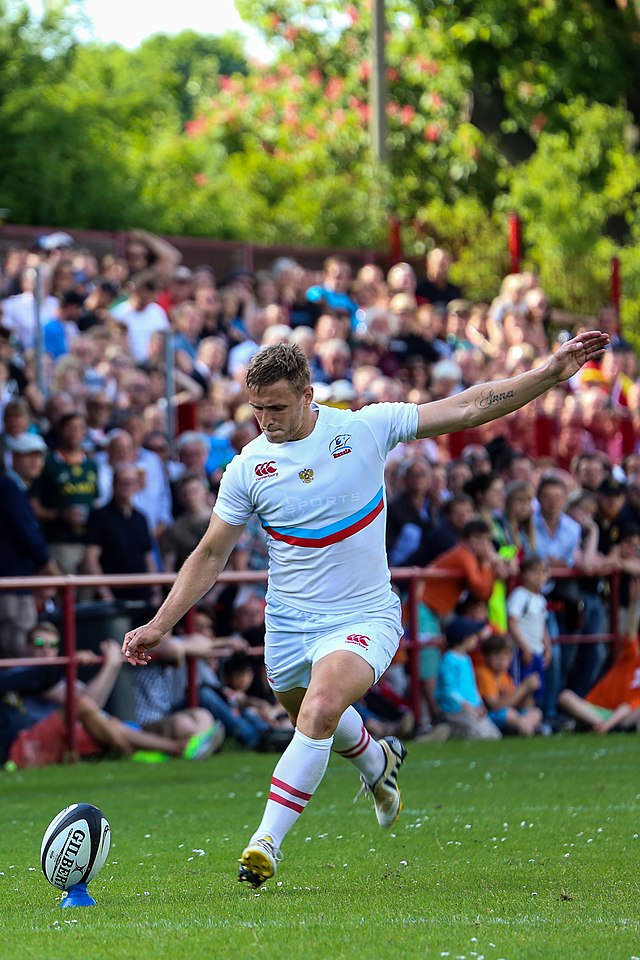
[410, 518, 499, 722]
[420, 518, 498, 620]
[475, 634, 543, 736]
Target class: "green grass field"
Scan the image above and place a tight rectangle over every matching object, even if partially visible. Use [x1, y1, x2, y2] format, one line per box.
[1, 734, 639, 960]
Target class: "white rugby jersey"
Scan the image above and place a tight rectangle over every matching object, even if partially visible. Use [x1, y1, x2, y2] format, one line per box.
[213, 401, 419, 614]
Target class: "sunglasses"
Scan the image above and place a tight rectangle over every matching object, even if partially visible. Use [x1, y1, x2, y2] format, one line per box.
[31, 636, 60, 648]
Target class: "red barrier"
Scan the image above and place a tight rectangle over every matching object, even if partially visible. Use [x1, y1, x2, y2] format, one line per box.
[508, 212, 522, 274]
[0, 566, 623, 755]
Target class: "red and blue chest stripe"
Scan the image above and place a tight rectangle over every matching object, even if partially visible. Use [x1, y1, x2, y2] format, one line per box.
[259, 487, 384, 548]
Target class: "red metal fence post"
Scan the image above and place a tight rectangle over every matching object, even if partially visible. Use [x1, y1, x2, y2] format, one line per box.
[184, 606, 198, 708]
[534, 413, 554, 458]
[176, 402, 197, 436]
[508, 213, 522, 275]
[407, 575, 422, 724]
[389, 215, 403, 263]
[610, 256, 621, 316]
[62, 581, 79, 760]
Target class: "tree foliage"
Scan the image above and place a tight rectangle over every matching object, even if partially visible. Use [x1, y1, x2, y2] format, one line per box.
[0, 1, 248, 229]
[3, 0, 640, 316]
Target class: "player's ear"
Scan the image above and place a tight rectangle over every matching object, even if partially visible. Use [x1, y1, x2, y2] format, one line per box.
[303, 385, 314, 406]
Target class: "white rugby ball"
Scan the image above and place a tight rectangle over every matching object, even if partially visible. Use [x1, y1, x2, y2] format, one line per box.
[41, 803, 110, 889]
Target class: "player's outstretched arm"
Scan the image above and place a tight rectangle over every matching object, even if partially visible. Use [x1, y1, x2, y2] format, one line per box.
[121, 513, 245, 665]
[416, 329, 609, 440]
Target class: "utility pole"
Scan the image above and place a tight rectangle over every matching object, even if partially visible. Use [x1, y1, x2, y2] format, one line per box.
[369, 0, 388, 165]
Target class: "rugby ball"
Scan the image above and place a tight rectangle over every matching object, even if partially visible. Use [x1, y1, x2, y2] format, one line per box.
[41, 803, 110, 889]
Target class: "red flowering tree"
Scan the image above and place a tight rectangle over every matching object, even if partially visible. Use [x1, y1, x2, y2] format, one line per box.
[180, 0, 489, 258]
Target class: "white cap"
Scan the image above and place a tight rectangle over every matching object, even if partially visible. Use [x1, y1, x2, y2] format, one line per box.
[8, 432, 48, 454]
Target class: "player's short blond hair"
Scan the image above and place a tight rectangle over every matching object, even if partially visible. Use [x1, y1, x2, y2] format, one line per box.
[246, 343, 311, 396]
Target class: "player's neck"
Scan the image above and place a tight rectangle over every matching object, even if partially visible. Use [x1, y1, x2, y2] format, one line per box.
[294, 406, 319, 441]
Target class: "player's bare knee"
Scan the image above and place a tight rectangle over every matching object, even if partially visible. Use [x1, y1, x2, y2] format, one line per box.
[297, 690, 343, 739]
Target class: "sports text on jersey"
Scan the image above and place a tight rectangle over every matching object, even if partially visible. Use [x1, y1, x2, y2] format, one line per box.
[260, 487, 384, 548]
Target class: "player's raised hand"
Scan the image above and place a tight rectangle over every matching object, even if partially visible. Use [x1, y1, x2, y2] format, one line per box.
[121, 622, 165, 665]
[549, 330, 610, 383]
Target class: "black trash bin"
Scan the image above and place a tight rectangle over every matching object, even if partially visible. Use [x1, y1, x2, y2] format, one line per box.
[54, 600, 147, 722]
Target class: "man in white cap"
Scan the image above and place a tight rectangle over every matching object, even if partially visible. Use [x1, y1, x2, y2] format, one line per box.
[0, 433, 59, 657]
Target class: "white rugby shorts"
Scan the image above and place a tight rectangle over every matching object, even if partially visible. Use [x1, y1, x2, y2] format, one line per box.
[263, 596, 403, 692]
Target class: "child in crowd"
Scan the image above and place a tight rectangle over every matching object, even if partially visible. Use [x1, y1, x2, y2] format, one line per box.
[171, 610, 291, 752]
[222, 652, 291, 730]
[507, 554, 552, 702]
[435, 616, 501, 740]
[413, 518, 498, 724]
[475, 633, 543, 736]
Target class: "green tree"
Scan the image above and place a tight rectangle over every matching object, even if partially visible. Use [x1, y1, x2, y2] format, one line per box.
[5, 0, 640, 316]
[0, 1, 248, 229]
[505, 100, 640, 313]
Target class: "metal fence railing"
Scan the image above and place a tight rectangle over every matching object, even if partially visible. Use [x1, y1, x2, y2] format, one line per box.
[0, 566, 623, 759]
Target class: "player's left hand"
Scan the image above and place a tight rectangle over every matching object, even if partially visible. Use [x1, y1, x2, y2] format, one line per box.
[549, 330, 610, 382]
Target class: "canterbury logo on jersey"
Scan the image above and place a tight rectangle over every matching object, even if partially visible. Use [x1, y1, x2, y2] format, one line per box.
[255, 461, 277, 478]
[345, 634, 370, 649]
[329, 434, 352, 459]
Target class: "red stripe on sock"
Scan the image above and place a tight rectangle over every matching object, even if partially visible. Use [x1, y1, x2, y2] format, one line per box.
[268, 791, 305, 814]
[271, 776, 313, 801]
[337, 726, 371, 759]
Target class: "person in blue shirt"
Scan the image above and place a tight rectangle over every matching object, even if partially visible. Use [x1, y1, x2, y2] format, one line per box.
[305, 257, 360, 330]
[435, 617, 502, 739]
[43, 290, 85, 359]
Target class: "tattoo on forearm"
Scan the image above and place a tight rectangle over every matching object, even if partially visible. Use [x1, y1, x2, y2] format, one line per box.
[476, 387, 516, 410]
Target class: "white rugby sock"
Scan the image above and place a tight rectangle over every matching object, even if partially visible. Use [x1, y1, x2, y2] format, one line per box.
[333, 705, 385, 786]
[250, 728, 333, 849]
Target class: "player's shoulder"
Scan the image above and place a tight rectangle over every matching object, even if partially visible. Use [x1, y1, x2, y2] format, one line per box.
[316, 401, 392, 437]
[330, 400, 416, 425]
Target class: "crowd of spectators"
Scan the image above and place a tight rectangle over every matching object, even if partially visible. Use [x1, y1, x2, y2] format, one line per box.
[1, 228, 639, 766]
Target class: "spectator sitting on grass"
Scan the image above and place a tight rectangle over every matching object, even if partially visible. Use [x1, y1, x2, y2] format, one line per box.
[130, 627, 224, 758]
[556, 579, 640, 734]
[3, 622, 217, 767]
[435, 616, 502, 740]
[222, 651, 293, 738]
[475, 633, 543, 736]
[169, 607, 288, 752]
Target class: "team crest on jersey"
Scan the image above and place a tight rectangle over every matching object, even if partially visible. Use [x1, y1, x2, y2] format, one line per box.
[329, 434, 352, 459]
[255, 460, 277, 479]
[298, 468, 314, 484]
